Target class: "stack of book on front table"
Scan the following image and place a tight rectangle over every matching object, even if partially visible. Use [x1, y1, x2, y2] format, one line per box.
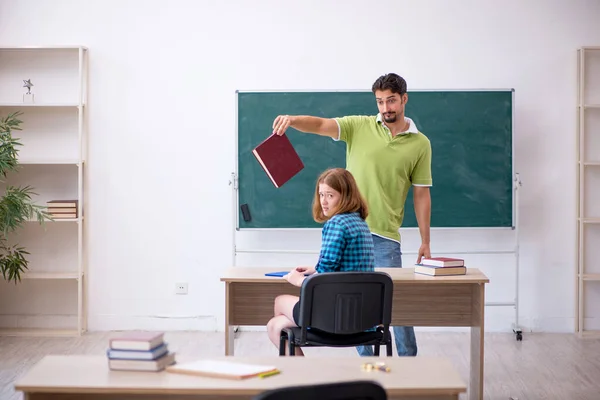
[106, 331, 176, 372]
[414, 257, 467, 276]
[46, 200, 78, 219]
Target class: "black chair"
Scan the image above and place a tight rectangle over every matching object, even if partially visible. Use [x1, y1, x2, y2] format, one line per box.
[279, 271, 393, 356]
[252, 380, 387, 400]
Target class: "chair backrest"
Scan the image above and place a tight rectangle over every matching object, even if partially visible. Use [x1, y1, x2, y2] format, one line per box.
[297, 271, 393, 336]
[252, 380, 388, 400]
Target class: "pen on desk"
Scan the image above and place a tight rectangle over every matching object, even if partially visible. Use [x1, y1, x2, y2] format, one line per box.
[361, 362, 391, 372]
[259, 370, 281, 378]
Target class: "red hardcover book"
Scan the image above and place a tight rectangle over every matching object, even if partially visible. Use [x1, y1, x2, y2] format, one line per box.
[252, 133, 304, 188]
[109, 331, 165, 351]
[420, 257, 465, 267]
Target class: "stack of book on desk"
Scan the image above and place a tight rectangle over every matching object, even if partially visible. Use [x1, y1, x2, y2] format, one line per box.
[106, 331, 176, 371]
[414, 257, 467, 276]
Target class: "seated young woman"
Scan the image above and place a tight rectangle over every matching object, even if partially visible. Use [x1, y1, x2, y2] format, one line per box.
[266, 168, 375, 355]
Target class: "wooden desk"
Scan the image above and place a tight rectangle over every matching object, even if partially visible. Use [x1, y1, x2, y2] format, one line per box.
[220, 267, 489, 400]
[15, 355, 467, 400]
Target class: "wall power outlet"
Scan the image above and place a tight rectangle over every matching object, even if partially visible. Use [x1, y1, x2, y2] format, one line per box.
[175, 282, 188, 295]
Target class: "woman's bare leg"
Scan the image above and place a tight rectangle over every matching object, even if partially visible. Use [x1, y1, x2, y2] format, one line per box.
[266, 295, 304, 355]
[274, 295, 299, 318]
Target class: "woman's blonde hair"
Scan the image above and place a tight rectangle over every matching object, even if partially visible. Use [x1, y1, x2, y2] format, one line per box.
[312, 168, 369, 223]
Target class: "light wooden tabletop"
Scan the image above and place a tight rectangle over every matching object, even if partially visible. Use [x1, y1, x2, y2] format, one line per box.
[220, 267, 489, 284]
[15, 355, 467, 396]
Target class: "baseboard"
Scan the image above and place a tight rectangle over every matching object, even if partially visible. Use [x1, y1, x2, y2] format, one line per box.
[87, 315, 579, 333]
[517, 317, 576, 333]
[89, 314, 219, 331]
[233, 318, 577, 334]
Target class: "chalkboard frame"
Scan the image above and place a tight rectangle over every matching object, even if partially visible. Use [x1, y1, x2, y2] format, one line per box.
[234, 89, 515, 231]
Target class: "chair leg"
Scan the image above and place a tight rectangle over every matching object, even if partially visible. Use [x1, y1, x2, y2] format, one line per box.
[386, 340, 393, 356]
[279, 336, 287, 356]
[281, 328, 298, 356]
[279, 333, 287, 356]
[374, 344, 380, 356]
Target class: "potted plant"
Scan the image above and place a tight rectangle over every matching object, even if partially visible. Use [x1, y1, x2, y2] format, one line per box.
[0, 111, 50, 283]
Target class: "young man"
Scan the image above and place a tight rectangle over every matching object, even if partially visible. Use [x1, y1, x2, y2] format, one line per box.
[271, 73, 432, 357]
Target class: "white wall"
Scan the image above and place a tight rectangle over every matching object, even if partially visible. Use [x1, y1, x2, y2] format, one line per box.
[1, 0, 599, 333]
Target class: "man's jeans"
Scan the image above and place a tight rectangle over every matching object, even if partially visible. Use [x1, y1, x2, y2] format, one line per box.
[356, 234, 418, 357]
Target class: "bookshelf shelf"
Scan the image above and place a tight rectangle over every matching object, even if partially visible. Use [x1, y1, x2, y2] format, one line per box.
[0, 46, 87, 336]
[581, 331, 600, 339]
[576, 46, 600, 338]
[22, 272, 81, 280]
[18, 160, 81, 165]
[0, 46, 87, 50]
[26, 217, 81, 223]
[0, 103, 82, 108]
[580, 218, 600, 224]
[582, 274, 600, 281]
[0, 328, 79, 337]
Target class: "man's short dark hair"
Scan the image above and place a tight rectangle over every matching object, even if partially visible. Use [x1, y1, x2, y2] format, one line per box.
[372, 73, 407, 95]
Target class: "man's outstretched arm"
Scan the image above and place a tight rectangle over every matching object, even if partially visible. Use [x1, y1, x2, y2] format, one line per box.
[273, 115, 339, 138]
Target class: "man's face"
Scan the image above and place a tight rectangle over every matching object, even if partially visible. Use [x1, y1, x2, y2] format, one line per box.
[375, 89, 407, 123]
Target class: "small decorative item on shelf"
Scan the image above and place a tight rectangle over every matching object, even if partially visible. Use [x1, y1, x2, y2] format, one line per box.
[22, 79, 34, 104]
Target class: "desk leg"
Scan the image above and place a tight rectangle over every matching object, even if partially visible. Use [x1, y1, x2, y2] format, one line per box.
[225, 325, 235, 355]
[225, 282, 235, 356]
[470, 283, 485, 400]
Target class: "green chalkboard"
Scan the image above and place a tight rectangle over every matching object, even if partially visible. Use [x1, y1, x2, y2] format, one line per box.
[236, 90, 513, 229]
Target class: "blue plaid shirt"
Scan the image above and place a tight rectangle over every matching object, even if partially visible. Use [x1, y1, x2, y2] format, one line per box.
[315, 212, 375, 273]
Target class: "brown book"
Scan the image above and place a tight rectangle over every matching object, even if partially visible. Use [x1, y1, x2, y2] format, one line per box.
[414, 265, 467, 276]
[50, 214, 77, 219]
[252, 133, 304, 188]
[47, 200, 78, 208]
[48, 207, 77, 213]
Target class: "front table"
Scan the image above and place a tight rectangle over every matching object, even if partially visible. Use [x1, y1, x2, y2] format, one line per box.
[220, 267, 489, 400]
[16, 355, 467, 400]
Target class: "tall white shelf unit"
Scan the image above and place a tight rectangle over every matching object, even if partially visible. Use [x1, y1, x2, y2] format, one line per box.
[0, 46, 88, 336]
[577, 46, 600, 338]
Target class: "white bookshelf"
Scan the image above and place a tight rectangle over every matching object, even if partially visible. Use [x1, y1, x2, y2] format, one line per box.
[0, 46, 88, 337]
[21, 272, 81, 280]
[576, 46, 600, 338]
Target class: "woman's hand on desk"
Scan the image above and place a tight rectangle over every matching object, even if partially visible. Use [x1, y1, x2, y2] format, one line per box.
[295, 266, 316, 275]
[285, 269, 307, 287]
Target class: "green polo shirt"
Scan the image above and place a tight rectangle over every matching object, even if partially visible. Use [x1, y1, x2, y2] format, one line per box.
[334, 114, 432, 243]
